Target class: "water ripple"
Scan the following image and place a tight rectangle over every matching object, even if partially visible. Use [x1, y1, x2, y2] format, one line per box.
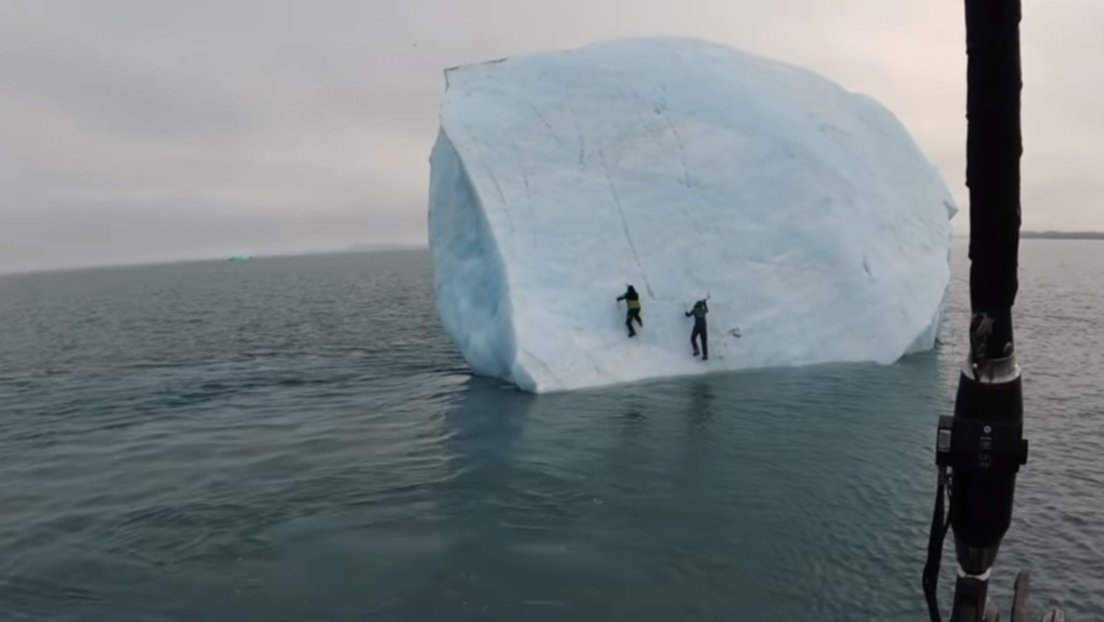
[0, 244, 1101, 620]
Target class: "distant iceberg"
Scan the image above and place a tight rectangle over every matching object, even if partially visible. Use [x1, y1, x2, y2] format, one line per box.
[428, 38, 955, 393]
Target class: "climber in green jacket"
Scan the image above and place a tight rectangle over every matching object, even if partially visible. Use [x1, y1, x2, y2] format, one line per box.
[617, 285, 643, 337]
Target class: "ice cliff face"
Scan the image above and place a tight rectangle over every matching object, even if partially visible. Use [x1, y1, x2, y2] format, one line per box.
[429, 38, 955, 393]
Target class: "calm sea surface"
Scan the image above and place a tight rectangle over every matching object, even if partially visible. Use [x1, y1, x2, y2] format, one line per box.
[0, 240, 1100, 621]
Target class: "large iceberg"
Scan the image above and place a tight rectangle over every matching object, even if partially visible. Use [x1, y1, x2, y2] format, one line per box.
[429, 38, 954, 393]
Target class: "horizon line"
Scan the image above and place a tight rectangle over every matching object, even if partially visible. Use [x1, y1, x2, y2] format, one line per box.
[5, 231, 1102, 277]
[0, 244, 430, 279]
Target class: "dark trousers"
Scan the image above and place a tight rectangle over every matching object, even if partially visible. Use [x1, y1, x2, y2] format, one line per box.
[626, 309, 642, 335]
[691, 324, 708, 358]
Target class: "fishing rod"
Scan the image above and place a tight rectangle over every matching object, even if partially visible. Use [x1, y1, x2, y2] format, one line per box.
[922, 0, 1063, 620]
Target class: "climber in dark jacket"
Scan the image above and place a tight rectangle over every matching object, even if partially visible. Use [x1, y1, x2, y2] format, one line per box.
[617, 285, 643, 337]
[686, 299, 709, 359]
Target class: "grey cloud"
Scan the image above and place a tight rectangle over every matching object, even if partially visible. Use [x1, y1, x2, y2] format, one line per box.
[1, 0, 1100, 273]
[0, 42, 245, 138]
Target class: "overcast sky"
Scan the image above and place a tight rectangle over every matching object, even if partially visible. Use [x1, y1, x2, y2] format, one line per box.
[1, 0, 1100, 273]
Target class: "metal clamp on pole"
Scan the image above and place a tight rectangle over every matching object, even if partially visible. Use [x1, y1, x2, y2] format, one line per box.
[939, 357, 1028, 621]
[925, 346, 1064, 621]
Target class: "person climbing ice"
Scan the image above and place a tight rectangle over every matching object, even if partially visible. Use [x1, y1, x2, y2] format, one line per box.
[686, 298, 709, 359]
[616, 285, 643, 337]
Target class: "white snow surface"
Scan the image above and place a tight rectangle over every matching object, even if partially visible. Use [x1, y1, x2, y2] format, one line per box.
[429, 38, 955, 393]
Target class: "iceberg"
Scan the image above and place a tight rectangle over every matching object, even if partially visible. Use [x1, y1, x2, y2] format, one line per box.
[429, 38, 955, 393]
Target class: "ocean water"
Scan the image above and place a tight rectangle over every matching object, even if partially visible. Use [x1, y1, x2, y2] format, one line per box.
[0, 240, 1100, 621]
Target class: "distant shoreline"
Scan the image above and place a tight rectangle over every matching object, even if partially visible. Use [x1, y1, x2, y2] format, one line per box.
[1021, 231, 1104, 240]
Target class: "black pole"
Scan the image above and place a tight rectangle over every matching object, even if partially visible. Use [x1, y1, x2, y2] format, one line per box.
[953, 0, 1026, 616]
[965, 0, 1022, 361]
[925, 1, 1029, 620]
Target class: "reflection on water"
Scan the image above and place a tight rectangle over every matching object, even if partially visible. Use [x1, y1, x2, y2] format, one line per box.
[350, 354, 946, 621]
